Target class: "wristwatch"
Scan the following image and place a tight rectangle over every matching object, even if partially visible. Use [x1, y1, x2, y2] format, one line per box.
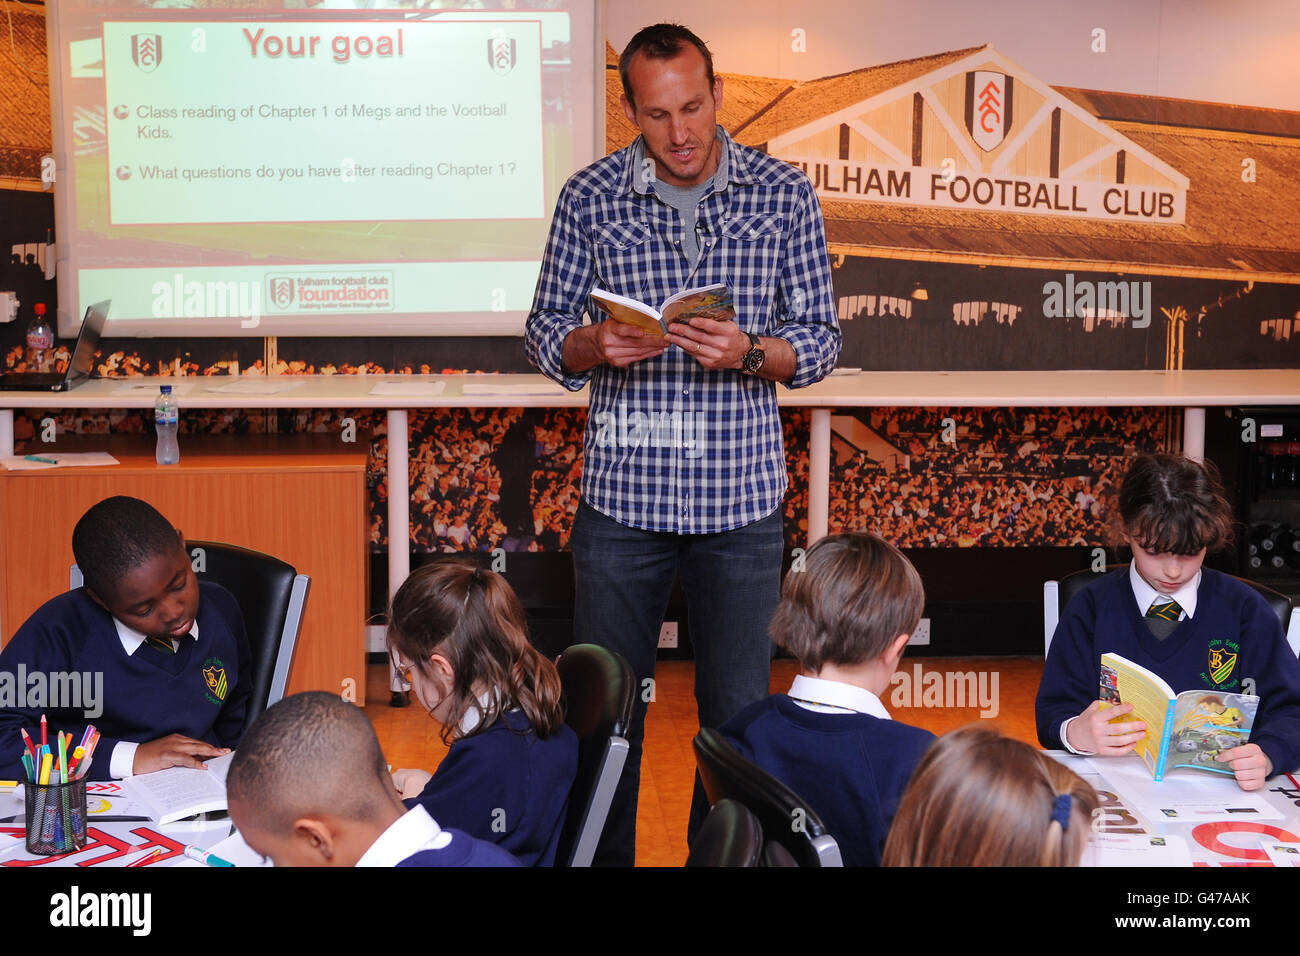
[741, 332, 765, 375]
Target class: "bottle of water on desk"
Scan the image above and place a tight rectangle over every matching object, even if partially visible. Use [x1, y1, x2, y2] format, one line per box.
[155, 385, 180, 465]
[25, 302, 53, 373]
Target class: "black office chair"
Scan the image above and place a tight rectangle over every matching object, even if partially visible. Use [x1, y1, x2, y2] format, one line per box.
[1044, 564, 1296, 656]
[685, 799, 763, 867]
[72, 540, 310, 724]
[692, 727, 843, 867]
[554, 643, 635, 867]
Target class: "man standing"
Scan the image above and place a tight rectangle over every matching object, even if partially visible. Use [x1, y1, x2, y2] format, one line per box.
[526, 23, 840, 864]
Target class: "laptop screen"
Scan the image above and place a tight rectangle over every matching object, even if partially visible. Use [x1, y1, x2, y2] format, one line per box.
[67, 300, 110, 385]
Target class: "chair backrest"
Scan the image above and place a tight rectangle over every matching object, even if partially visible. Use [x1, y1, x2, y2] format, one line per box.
[1045, 564, 1296, 657]
[72, 540, 310, 726]
[692, 727, 843, 868]
[684, 798, 763, 868]
[554, 643, 635, 867]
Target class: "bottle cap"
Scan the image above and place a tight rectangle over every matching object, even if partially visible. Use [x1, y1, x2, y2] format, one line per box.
[34, 303, 45, 316]
[160, 385, 172, 394]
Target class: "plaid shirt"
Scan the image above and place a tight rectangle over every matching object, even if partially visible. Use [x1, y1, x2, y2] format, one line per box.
[526, 126, 840, 534]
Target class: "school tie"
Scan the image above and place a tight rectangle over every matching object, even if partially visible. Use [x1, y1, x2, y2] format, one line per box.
[1146, 598, 1182, 621]
[145, 635, 176, 654]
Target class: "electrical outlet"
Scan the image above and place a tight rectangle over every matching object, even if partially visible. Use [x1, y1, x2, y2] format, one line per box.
[0, 292, 18, 323]
[908, 617, 931, 646]
[658, 622, 679, 648]
[366, 624, 386, 653]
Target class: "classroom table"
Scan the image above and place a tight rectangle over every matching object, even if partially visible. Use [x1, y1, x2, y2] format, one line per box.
[0, 817, 233, 868]
[2, 368, 1298, 655]
[1051, 751, 1300, 866]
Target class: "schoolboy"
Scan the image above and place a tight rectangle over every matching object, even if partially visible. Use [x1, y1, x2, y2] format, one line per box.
[0, 495, 250, 781]
[719, 531, 935, 866]
[227, 691, 520, 867]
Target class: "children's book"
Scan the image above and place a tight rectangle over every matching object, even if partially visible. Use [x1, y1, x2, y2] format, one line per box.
[121, 751, 234, 824]
[1100, 653, 1258, 781]
[589, 284, 735, 336]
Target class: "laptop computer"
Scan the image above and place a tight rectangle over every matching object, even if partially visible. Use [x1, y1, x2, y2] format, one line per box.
[0, 300, 110, 392]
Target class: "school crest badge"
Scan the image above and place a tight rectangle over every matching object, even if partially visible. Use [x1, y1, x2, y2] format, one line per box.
[1209, 646, 1238, 686]
[202, 657, 228, 705]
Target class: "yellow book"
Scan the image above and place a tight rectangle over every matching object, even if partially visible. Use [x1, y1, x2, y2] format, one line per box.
[1100, 652, 1257, 781]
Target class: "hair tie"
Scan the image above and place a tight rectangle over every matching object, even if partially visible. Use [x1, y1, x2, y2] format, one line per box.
[1050, 793, 1072, 831]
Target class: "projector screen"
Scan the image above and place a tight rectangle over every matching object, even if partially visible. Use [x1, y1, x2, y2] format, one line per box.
[47, 1, 600, 337]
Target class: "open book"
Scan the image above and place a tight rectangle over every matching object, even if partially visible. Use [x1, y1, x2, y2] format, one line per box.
[589, 284, 735, 336]
[1100, 653, 1258, 781]
[121, 751, 234, 824]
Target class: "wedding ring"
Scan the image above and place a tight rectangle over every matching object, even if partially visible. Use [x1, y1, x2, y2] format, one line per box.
[695, 342, 701, 353]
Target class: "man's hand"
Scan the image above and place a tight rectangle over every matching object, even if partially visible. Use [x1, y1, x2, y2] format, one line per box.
[1065, 701, 1147, 755]
[391, 767, 432, 799]
[562, 322, 668, 373]
[665, 316, 748, 370]
[133, 734, 230, 774]
[1215, 743, 1272, 791]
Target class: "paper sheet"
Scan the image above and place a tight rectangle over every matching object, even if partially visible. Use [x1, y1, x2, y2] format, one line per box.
[1089, 755, 1283, 823]
[204, 379, 305, 395]
[461, 382, 569, 396]
[1258, 838, 1300, 866]
[112, 381, 195, 396]
[369, 380, 447, 396]
[1086, 832, 1194, 867]
[169, 828, 270, 868]
[0, 452, 120, 470]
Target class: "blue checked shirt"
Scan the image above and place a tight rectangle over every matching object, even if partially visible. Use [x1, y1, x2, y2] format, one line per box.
[526, 126, 840, 534]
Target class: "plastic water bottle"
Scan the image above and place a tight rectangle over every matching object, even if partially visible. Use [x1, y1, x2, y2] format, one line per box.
[24, 302, 53, 373]
[155, 385, 180, 465]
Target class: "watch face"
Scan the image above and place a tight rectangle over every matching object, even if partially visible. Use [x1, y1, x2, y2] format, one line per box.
[743, 346, 765, 374]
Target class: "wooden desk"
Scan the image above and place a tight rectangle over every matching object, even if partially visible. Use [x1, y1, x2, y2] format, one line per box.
[0, 434, 368, 702]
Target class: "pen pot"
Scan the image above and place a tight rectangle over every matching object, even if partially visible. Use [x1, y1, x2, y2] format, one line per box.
[25, 778, 88, 856]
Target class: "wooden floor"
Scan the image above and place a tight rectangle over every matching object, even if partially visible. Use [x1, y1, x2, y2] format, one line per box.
[364, 655, 1046, 867]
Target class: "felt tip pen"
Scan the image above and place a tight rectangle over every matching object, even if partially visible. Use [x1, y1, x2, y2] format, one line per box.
[184, 844, 235, 867]
[23, 455, 58, 464]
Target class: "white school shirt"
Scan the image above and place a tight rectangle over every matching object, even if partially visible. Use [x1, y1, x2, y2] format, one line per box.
[787, 674, 890, 719]
[356, 805, 453, 867]
[107, 618, 198, 779]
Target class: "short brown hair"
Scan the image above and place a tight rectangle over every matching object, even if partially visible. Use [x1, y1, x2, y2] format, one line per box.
[1114, 453, 1234, 555]
[770, 532, 924, 671]
[387, 559, 565, 745]
[619, 22, 715, 111]
[882, 725, 1099, 866]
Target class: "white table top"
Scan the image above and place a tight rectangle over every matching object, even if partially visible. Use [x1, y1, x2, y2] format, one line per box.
[0, 368, 1296, 410]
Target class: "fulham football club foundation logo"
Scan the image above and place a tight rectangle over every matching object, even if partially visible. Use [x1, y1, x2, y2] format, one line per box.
[965, 71, 1013, 151]
[268, 277, 295, 310]
[131, 34, 163, 74]
[488, 29, 516, 76]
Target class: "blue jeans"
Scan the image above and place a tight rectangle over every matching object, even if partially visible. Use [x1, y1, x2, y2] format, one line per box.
[571, 498, 783, 866]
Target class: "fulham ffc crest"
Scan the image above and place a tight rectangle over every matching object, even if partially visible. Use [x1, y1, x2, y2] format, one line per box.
[131, 34, 162, 74]
[488, 30, 516, 76]
[965, 71, 1013, 152]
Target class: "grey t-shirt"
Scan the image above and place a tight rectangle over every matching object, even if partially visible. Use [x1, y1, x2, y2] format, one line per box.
[653, 177, 714, 267]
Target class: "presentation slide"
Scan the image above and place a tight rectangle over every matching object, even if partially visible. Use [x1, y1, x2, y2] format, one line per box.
[49, 2, 598, 337]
